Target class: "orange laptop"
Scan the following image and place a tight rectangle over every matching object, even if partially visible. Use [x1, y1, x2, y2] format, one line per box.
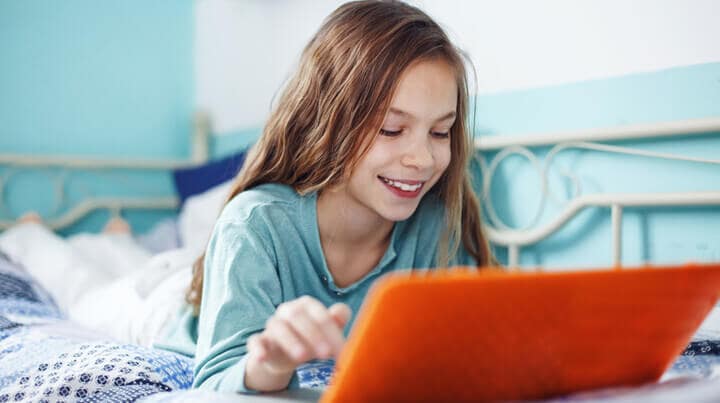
[321, 263, 720, 402]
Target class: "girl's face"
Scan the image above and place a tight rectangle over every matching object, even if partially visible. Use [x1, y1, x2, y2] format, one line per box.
[346, 58, 456, 223]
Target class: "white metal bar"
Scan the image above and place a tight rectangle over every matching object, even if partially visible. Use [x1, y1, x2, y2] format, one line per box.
[611, 205, 622, 267]
[508, 245, 520, 268]
[0, 154, 199, 169]
[0, 111, 211, 169]
[192, 110, 211, 163]
[485, 191, 720, 247]
[0, 197, 178, 231]
[475, 117, 720, 151]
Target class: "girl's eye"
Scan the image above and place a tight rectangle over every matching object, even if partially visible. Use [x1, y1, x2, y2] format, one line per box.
[380, 129, 402, 136]
[431, 131, 450, 139]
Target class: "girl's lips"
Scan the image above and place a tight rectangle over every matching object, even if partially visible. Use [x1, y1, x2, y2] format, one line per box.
[378, 176, 424, 198]
[377, 176, 426, 185]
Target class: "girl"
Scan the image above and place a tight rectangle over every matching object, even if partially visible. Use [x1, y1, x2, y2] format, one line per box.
[156, 0, 494, 393]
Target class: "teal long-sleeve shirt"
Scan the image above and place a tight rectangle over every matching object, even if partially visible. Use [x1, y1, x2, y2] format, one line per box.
[155, 183, 477, 393]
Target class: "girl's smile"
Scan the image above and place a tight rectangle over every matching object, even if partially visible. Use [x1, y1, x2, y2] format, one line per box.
[378, 176, 426, 198]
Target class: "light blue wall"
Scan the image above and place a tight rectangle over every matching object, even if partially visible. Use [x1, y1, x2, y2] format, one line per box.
[0, 0, 194, 234]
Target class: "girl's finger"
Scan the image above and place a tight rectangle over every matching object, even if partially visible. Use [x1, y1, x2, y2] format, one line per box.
[304, 299, 346, 356]
[328, 303, 352, 328]
[285, 312, 332, 359]
[276, 299, 331, 358]
[266, 316, 312, 364]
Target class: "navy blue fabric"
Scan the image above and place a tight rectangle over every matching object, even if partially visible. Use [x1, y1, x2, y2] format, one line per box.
[171, 150, 246, 205]
[684, 340, 720, 356]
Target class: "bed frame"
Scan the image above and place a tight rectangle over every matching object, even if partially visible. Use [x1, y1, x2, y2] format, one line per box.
[475, 117, 720, 267]
[0, 112, 211, 231]
[1, 114, 719, 267]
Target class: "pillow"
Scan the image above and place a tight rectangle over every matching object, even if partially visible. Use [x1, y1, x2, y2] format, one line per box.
[0, 322, 194, 402]
[178, 180, 233, 254]
[171, 150, 246, 206]
[0, 223, 115, 312]
[67, 232, 152, 279]
[0, 249, 62, 327]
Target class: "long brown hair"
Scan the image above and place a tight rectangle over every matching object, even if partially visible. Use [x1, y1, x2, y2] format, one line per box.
[187, 0, 494, 309]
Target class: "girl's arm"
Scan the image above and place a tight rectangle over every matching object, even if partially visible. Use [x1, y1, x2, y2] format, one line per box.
[192, 219, 284, 393]
[193, 219, 350, 393]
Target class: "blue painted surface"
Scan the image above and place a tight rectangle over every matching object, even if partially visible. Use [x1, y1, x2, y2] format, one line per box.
[210, 127, 262, 158]
[472, 62, 720, 137]
[0, 0, 194, 234]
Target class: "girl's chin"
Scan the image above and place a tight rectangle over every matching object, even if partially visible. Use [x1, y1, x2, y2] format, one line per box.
[376, 203, 420, 222]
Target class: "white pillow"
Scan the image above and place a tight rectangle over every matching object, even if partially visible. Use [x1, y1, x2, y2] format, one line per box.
[67, 232, 152, 278]
[0, 223, 114, 312]
[178, 180, 233, 255]
[67, 247, 196, 346]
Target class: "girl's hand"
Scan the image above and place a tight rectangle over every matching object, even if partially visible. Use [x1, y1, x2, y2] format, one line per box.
[247, 297, 351, 378]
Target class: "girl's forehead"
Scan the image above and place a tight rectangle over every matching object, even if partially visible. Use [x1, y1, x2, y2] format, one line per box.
[384, 60, 458, 122]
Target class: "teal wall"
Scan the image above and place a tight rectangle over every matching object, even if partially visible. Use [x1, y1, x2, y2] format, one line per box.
[0, 0, 194, 234]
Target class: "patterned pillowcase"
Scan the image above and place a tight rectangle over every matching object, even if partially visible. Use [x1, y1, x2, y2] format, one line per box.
[0, 325, 194, 402]
[0, 250, 194, 402]
[0, 250, 62, 332]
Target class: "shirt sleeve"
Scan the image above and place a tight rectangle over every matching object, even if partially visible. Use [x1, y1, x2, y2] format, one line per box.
[192, 217, 287, 393]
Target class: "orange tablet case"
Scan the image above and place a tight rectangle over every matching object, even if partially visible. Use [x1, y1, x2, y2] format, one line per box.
[321, 263, 720, 402]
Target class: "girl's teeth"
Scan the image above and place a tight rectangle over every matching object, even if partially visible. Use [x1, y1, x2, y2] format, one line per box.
[381, 177, 422, 191]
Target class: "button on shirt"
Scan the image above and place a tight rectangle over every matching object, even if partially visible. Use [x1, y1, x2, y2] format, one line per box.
[154, 183, 476, 393]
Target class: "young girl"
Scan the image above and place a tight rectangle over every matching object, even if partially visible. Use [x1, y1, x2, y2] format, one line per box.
[156, 0, 494, 393]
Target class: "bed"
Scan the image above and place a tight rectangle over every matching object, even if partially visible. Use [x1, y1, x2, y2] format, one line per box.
[0, 115, 719, 402]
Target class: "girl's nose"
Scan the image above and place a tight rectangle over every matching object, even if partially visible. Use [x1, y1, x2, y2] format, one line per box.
[401, 132, 434, 170]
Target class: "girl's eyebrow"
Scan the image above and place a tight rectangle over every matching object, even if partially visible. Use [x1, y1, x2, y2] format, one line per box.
[388, 107, 456, 123]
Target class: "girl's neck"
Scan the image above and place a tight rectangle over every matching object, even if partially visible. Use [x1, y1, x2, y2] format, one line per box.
[316, 186, 394, 250]
[316, 186, 394, 287]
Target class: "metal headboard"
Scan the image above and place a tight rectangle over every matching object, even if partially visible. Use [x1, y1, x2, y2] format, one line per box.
[0, 112, 211, 231]
[475, 117, 720, 268]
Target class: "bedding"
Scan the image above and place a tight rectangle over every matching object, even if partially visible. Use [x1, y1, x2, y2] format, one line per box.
[0, 251, 194, 402]
[0, 223, 152, 312]
[177, 180, 232, 255]
[0, 222, 193, 346]
[3, 225, 720, 401]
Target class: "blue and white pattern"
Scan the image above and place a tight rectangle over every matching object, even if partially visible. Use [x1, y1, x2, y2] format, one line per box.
[296, 360, 334, 389]
[0, 251, 194, 402]
[0, 326, 194, 402]
[0, 251, 62, 328]
[665, 342, 720, 379]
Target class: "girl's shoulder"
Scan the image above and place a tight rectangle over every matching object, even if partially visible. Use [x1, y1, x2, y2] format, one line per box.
[218, 183, 305, 224]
